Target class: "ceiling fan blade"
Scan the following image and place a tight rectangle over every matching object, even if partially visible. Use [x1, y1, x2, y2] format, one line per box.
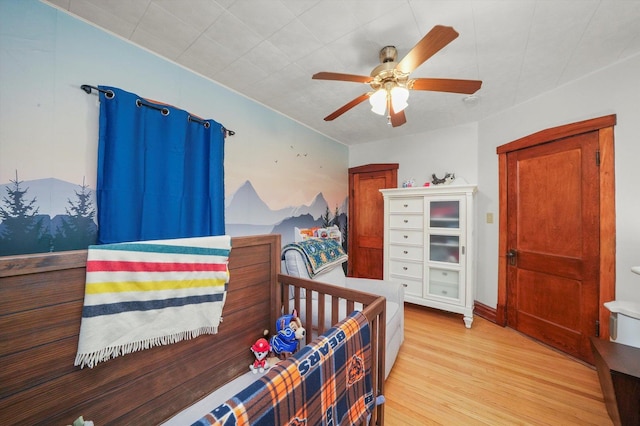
[389, 107, 407, 127]
[313, 72, 373, 84]
[324, 93, 371, 121]
[411, 78, 482, 94]
[396, 25, 459, 74]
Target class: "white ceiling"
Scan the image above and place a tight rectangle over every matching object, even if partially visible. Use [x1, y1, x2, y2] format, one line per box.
[42, 0, 640, 145]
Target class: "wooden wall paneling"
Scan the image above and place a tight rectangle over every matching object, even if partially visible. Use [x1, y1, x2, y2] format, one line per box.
[0, 234, 280, 425]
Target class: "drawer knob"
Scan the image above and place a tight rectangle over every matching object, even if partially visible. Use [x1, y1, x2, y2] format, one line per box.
[403, 250, 408, 254]
[403, 235, 408, 239]
[442, 272, 448, 276]
[402, 283, 408, 287]
[403, 266, 408, 270]
[403, 219, 408, 223]
[403, 204, 408, 207]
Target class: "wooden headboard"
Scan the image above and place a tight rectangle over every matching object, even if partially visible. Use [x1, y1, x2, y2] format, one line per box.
[0, 234, 280, 425]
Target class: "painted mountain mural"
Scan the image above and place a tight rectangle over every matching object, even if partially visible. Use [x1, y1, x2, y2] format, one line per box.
[225, 180, 347, 245]
[225, 180, 332, 225]
[0, 177, 346, 254]
[225, 180, 296, 225]
[291, 192, 331, 219]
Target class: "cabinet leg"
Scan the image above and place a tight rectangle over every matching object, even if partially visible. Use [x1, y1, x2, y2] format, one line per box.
[463, 315, 473, 328]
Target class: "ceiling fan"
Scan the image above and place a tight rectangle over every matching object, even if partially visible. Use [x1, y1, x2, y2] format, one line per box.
[312, 25, 482, 127]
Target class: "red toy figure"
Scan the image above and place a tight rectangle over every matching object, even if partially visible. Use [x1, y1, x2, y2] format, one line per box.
[250, 338, 271, 374]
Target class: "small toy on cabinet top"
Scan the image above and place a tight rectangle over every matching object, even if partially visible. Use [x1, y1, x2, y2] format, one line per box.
[402, 178, 415, 188]
[431, 172, 455, 185]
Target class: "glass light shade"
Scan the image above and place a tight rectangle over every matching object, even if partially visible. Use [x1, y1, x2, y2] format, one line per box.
[369, 89, 387, 115]
[391, 86, 409, 113]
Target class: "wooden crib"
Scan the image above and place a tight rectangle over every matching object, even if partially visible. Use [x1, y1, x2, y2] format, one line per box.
[0, 234, 385, 425]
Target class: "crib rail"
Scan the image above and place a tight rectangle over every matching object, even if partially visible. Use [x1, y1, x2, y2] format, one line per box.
[276, 273, 386, 425]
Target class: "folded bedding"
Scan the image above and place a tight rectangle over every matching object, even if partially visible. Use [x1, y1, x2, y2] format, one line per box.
[75, 235, 231, 368]
[195, 310, 374, 426]
[281, 238, 347, 278]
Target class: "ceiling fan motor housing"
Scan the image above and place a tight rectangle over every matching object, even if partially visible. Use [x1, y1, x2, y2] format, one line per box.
[370, 45, 411, 91]
[379, 45, 397, 63]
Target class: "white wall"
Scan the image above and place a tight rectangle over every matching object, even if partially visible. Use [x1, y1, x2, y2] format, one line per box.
[349, 122, 479, 186]
[0, 1, 349, 255]
[479, 52, 640, 306]
[350, 52, 640, 308]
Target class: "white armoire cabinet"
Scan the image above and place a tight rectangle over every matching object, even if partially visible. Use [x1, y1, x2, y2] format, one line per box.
[380, 184, 477, 328]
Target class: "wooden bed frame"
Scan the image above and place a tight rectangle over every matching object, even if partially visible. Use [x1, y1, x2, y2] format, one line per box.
[0, 234, 385, 425]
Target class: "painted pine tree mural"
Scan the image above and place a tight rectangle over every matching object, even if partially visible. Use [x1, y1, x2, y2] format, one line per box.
[52, 180, 97, 251]
[0, 172, 50, 255]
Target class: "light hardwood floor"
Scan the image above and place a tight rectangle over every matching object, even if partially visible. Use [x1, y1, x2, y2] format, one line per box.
[383, 304, 612, 425]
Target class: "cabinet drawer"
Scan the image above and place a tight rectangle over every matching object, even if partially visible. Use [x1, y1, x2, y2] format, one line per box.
[389, 214, 423, 229]
[389, 229, 423, 245]
[389, 244, 424, 261]
[390, 198, 423, 213]
[389, 260, 423, 279]
[395, 278, 422, 297]
[429, 268, 459, 284]
[428, 281, 460, 300]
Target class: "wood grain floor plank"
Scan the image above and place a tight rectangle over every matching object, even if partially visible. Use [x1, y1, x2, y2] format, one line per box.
[383, 304, 612, 425]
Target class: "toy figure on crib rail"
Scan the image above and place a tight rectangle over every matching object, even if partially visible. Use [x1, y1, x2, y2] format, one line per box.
[270, 309, 306, 359]
[250, 337, 271, 374]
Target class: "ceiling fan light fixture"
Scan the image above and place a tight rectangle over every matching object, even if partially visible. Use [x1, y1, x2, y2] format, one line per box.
[369, 89, 387, 115]
[313, 25, 483, 127]
[391, 86, 409, 113]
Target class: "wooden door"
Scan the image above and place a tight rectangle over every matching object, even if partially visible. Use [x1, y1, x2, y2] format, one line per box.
[497, 115, 617, 365]
[506, 132, 600, 363]
[348, 164, 398, 279]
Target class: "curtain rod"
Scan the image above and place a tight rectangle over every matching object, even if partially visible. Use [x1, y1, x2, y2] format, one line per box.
[81, 85, 235, 137]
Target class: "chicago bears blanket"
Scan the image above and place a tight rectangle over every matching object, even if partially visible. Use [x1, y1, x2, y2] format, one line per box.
[195, 310, 374, 426]
[74, 235, 231, 368]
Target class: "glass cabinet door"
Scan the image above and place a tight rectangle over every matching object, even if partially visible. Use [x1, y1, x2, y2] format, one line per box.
[428, 199, 462, 264]
[429, 200, 460, 228]
[429, 235, 460, 263]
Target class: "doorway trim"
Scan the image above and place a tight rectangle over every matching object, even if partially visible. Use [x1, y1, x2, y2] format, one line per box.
[496, 114, 616, 339]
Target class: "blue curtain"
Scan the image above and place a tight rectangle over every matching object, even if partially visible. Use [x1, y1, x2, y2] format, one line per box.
[96, 86, 225, 244]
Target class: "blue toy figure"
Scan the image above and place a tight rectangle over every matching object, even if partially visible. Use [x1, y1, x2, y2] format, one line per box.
[270, 309, 306, 359]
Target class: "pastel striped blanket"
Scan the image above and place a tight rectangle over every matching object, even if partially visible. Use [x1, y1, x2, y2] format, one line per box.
[196, 311, 374, 426]
[74, 235, 231, 368]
